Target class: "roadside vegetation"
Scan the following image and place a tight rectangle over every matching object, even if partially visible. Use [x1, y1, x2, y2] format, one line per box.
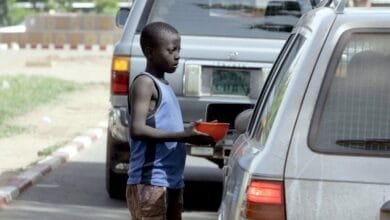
[1, 0, 121, 26]
[0, 75, 82, 138]
[37, 141, 68, 156]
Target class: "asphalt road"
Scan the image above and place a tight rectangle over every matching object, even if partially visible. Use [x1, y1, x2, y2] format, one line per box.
[0, 135, 222, 220]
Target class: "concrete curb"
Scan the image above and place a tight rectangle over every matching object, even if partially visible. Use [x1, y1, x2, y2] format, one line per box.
[0, 43, 114, 52]
[0, 121, 108, 209]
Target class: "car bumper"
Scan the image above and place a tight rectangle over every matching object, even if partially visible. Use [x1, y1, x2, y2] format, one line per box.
[186, 132, 238, 159]
[108, 106, 129, 143]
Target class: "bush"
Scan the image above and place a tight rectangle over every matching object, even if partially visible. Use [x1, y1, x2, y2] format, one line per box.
[95, 0, 118, 15]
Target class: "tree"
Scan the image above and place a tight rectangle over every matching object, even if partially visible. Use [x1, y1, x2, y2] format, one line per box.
[1, 0, 121, 26]
[6, 0, 36, 25]
[95, 0, 118, 15]
[0, 0, 9, 26]
[54, 0, 73, 12]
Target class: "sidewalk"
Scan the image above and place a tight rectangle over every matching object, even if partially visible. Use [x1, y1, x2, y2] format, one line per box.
[0, 49, 112, 207]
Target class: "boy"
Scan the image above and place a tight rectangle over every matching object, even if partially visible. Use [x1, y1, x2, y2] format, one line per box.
[126, 22, 214, 220]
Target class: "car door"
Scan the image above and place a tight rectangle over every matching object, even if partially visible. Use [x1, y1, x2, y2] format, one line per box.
[284, 22, 390, 219]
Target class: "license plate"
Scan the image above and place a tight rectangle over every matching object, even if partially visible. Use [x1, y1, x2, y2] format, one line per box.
[212, 68, 250, 96]
[190, 147, 214, 156]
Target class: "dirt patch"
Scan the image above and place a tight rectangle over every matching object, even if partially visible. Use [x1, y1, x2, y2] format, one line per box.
[0, 50, 112, 83]
[0, 84, 109, 185]
[0, 49, 112, 187]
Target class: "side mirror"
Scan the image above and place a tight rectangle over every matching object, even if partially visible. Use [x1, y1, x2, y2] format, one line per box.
[116, 7, 130, 29]
[234, 109, 254, 134]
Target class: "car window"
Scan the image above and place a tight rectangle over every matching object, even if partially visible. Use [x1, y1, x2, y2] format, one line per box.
[309, 31, 390, 156]
[252, 34, 305, 145]
[146, 0, 311, 39]
[247, 34, 295, 131]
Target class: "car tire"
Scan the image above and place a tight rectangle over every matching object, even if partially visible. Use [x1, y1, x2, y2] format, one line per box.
[106, 130, 127, 200]
[106, 168, 127, 200]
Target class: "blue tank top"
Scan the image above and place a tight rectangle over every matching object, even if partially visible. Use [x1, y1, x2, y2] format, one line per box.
[127, 72, 186, 189]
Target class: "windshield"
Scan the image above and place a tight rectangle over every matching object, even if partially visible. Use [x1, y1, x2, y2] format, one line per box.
[147, 0, 312, 39]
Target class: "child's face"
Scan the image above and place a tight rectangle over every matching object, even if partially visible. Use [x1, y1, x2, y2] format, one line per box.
[151, 32, 181, 74]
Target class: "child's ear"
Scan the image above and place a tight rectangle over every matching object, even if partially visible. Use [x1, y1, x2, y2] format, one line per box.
[144, 46, 153, 59]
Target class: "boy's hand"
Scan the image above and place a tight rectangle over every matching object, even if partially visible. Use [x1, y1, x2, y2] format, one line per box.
[183, 122, 215, 146]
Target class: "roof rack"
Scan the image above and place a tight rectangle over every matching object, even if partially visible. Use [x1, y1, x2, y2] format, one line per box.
[315, 0, 346, 13]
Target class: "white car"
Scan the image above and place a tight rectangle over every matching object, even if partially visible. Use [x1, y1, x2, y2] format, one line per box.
[219, 0, 390, 219]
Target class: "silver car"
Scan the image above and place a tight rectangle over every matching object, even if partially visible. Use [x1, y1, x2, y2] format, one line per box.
[106, 0, 311, 198]
[220, 1, 390, 219]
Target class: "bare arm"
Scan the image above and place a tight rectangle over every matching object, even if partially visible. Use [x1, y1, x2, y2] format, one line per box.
[130, 76, 213, 145]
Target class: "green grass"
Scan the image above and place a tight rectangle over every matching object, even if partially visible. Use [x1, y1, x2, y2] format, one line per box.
[0, 75, 82, 138]
[0, 124, 29, 138]
[37, 141, 68, 157]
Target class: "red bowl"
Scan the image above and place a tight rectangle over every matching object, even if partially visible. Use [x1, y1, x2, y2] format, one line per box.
[195, 122, 230, 142]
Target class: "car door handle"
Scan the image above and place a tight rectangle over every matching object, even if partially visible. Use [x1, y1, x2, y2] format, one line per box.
[381, 201, 390, 213]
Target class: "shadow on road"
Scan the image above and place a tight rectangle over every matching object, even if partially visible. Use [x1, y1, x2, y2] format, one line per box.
[183, 166, 222, 211]
[183, 180, 222, 211]
[14, 161, 222, 212]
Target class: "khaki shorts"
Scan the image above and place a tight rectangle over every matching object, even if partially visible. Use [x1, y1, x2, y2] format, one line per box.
[126, 184, 183, 220]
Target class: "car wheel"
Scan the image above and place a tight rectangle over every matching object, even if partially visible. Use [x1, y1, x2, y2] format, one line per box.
[106, 130, 127, 200]
[106, 168, 127, 199]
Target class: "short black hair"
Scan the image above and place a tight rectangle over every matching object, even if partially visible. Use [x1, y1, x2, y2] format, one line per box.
[140, 22, 179, 54]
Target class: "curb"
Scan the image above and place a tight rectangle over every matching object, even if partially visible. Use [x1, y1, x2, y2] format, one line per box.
[0, 43, 114, 52]
[0, 121, 108, 209]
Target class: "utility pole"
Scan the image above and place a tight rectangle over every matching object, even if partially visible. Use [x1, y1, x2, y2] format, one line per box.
[0, 0, 9, 26]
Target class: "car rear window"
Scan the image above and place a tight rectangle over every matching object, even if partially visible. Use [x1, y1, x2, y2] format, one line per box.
[146, 0, 312, 39]
[309, 31, 390, 156]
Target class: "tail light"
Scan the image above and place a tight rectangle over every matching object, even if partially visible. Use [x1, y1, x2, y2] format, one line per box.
[111, 56, 130, 95]
[242, 180, 286, 220]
